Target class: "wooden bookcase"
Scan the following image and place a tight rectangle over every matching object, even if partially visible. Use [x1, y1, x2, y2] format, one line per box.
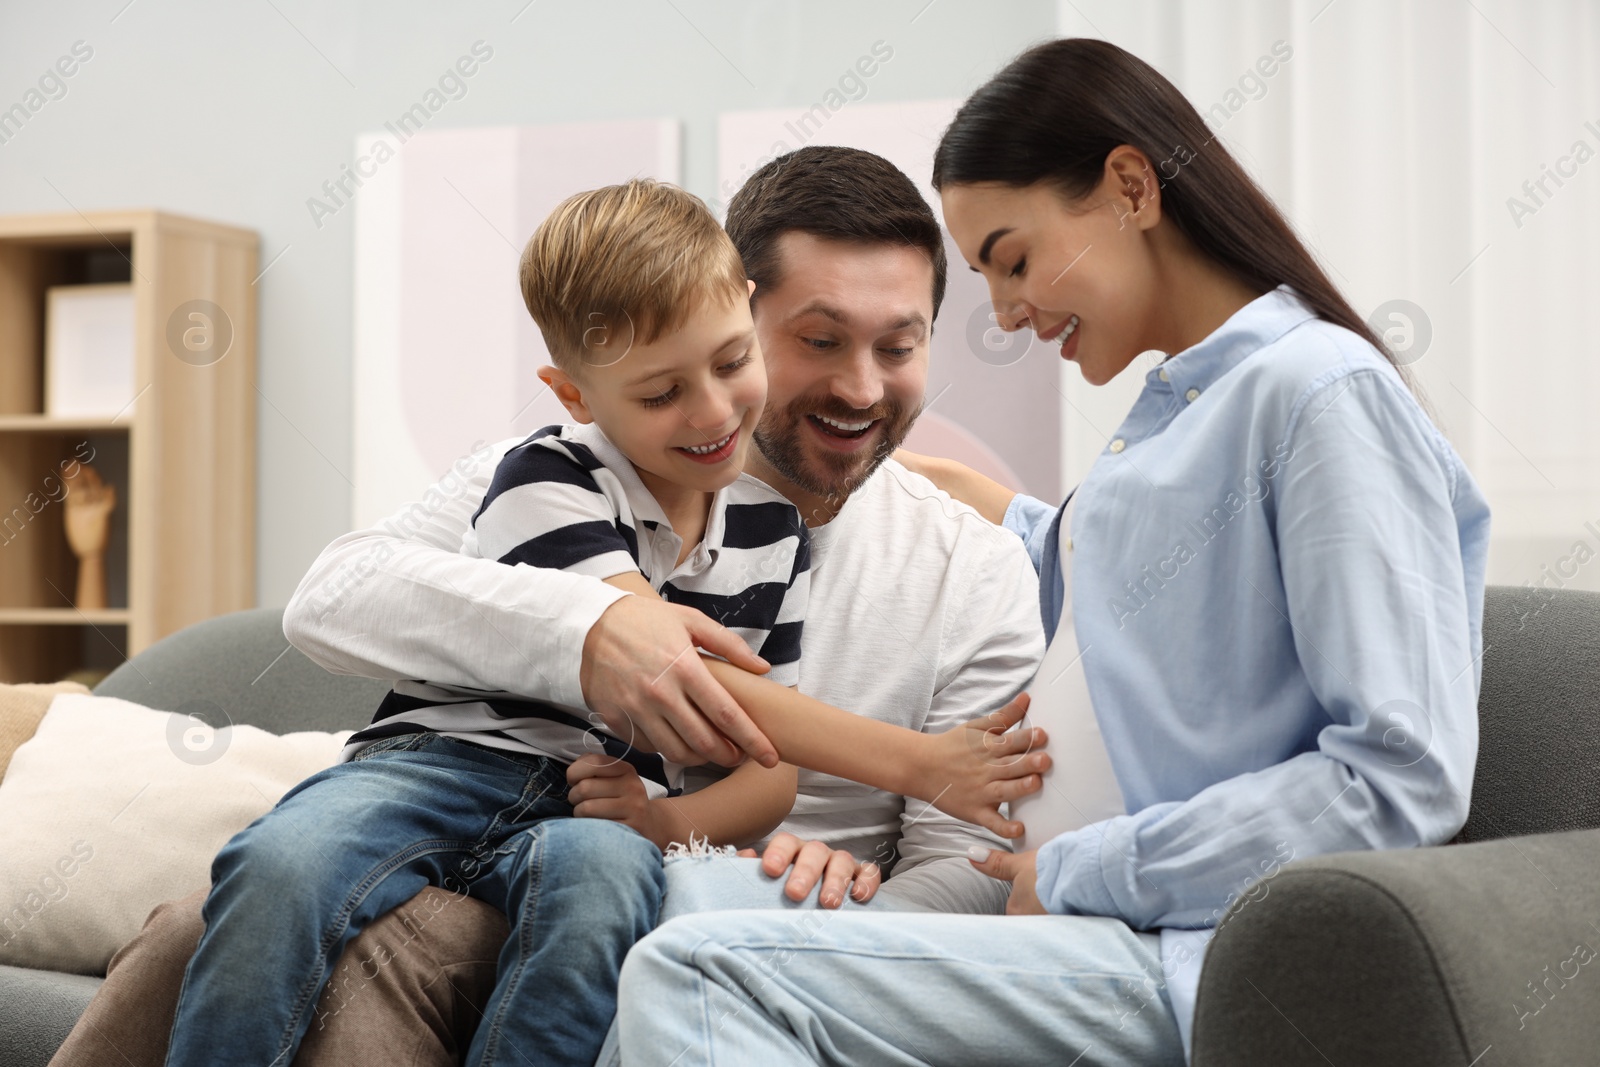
[0, 210, 257, 683]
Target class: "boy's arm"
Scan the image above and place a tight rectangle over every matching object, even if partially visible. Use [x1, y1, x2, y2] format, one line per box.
[598, 571, 1045, 840]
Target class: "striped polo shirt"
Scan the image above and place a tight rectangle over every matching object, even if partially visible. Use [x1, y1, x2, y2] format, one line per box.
[342, 422, 810, 797]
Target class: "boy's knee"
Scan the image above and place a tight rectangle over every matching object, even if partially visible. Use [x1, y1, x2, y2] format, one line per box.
[537, 818, 662, 875]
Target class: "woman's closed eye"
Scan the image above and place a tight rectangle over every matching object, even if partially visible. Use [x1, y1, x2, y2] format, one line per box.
[1008, 256, 1027, 279]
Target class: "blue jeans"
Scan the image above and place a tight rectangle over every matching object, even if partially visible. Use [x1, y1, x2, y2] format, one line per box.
[164, 732, 665, 1067]
[614, 908, 1186, 1066]
[592, 850, 928, 1067]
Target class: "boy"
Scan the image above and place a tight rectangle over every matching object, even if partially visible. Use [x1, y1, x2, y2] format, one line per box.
[165, 180, 1045, 1067]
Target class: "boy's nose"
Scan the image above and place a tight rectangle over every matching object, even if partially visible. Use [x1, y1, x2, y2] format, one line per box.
[688, 390, 736, 434]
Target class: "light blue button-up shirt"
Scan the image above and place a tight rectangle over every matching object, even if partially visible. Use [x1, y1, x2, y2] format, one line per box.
[1003, 285, 1490, 1053]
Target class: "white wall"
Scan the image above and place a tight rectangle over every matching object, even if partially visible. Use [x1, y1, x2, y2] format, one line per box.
[0, 0, 1059, 604]
[1058, 0, 1600, 593]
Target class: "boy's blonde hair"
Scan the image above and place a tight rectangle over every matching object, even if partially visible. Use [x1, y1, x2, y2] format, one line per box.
[519, 179, 747, 371]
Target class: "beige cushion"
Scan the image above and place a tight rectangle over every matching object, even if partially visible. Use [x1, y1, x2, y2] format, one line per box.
[0, 692, 350, 975]
[0, 681, 89, 784]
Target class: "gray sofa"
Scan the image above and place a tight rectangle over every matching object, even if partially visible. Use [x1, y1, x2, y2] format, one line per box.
[3, 588, 1597, 1065]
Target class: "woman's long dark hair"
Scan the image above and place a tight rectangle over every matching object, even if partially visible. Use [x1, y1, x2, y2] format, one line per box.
[933, 38, 1406, 381]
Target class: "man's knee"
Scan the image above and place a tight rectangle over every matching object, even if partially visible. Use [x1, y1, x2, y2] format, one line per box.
[359, 886, 508, 970]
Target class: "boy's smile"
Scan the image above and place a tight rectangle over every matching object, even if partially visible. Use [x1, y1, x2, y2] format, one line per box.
[539, 282, 766, 538]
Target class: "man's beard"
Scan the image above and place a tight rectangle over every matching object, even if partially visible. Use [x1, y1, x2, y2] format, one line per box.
[753, 392, 918, 502]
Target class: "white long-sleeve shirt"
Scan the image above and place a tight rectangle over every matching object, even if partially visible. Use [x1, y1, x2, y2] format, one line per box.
[285, 443, 1045, 915]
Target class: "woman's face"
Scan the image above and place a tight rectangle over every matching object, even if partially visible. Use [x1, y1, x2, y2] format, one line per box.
[941, 156, 1160, 386]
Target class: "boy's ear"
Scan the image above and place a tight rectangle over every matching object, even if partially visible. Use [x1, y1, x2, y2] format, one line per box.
[538, 365, 594, 424]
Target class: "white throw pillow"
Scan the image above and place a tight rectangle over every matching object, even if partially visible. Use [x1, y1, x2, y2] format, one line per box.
[0, 693, 350, 975]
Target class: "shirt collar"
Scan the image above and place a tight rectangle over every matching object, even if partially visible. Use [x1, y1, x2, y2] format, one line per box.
[566, 421, 737, 552]
[1147, 285, 1318, 399]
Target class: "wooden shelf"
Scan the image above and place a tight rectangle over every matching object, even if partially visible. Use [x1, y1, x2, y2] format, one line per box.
[0, 208, 258, 682]
[0, 607, 131, 625]
[0, 415, 131, 432]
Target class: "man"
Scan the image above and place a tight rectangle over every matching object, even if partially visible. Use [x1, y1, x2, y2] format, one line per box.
[52, 146, 1046, 1067]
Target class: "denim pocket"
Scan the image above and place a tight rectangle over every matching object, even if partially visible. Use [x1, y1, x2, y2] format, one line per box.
[349, 731, 435, 762]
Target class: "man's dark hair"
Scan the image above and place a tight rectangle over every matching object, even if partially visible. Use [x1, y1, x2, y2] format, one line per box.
[725, 145, 949, 320]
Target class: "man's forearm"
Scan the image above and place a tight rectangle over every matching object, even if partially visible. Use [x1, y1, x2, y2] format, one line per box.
[284, 532, 623, 708]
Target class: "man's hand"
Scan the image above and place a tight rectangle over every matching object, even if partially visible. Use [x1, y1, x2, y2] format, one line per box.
[580, 595, 777, 769]
[909, 692, 1050, 839]
[968, 847, 1047, 915]
[737, 831, 882, 909]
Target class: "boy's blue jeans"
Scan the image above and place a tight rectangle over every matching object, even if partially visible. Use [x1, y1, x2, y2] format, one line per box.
[163, 731, 665, 1067]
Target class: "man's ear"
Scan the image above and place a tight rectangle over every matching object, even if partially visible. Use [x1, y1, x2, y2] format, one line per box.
[538, 365, 594, 424]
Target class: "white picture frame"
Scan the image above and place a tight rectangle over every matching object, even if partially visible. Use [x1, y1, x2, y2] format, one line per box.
[45, 283, 136, 418]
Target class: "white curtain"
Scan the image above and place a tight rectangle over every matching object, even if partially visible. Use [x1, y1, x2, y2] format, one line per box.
[1053, 0, 1600, 591]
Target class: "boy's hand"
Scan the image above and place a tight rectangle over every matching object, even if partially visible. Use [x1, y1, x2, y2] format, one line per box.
[567, 755, 670, 845]
[968, 846, 1047, 915]
[914, 693, 1049, 839]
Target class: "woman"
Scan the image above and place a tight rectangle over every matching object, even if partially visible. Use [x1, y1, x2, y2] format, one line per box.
[613, 36, 1489, 1065]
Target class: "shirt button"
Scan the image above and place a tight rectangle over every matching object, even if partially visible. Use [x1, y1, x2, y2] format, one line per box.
[1158, 368, 1170, 382]
[1185, 387, 1200, 402]
[1109, 439, 1126, 453]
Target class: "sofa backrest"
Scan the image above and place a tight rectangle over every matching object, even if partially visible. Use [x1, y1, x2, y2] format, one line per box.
[1454, 584, 1600, 843]
[92, 585, 1600, 842]
[94, 607, 390, 735]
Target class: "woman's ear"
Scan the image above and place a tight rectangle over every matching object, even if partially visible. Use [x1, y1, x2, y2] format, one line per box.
[538, 365, 594, 424]
[1105, 144, 1161, 231]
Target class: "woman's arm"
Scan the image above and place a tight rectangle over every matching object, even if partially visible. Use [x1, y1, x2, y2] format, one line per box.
[894, 450, 1018, 524]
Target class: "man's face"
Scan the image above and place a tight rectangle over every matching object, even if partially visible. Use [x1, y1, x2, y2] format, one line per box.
[749, 233, 934, 507]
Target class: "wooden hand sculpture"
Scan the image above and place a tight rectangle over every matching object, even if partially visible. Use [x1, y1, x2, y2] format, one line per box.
[63, 462, 116, 611]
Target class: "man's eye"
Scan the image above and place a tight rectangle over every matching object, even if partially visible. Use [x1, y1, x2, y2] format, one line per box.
[801, 337, 834, 351]
[882, 346, 914, 358]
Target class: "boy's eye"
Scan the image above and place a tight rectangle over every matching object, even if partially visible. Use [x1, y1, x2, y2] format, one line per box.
[718, 352, 754, 373]
[641, 386, 677, 408]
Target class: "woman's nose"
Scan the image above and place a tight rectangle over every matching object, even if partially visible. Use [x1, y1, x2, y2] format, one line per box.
[993, 301, 1031, 332]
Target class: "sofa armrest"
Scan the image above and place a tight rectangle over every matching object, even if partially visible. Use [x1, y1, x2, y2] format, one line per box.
[1191, 828, 1600, 1067]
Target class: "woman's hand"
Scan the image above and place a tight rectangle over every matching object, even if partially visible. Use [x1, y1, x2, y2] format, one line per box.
[738, 831, 883, 908]
[968, 847, 1048, 915]
[567, 754, 680, 848]
[893, 449, 1017, 525]
[909, 693, 1049, 839]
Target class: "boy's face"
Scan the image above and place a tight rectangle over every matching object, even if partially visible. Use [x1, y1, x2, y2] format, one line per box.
[543, 286, 766, 496]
